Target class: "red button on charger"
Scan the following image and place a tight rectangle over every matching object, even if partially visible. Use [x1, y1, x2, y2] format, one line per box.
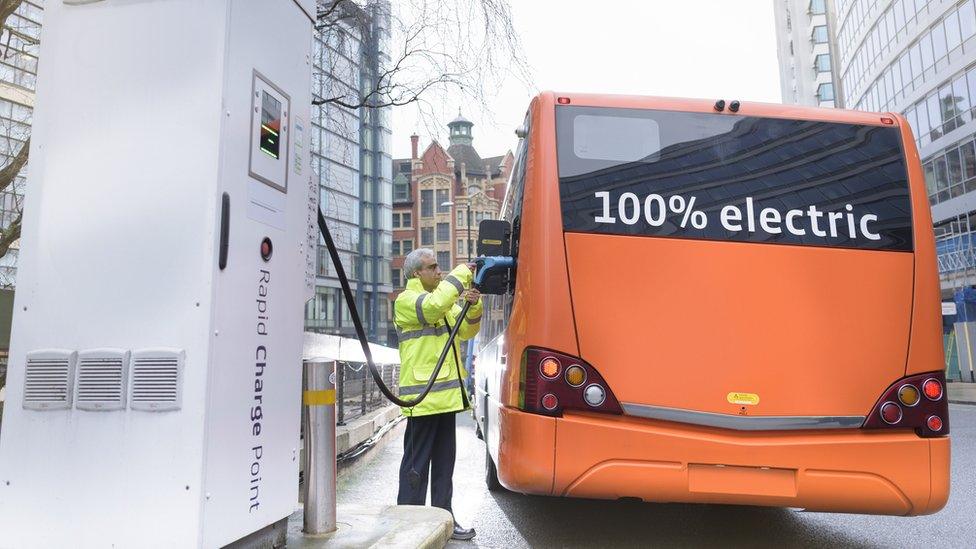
[261, 237, 273, 261]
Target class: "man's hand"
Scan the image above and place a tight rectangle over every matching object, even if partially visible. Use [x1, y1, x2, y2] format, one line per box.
[461, 288, 481, 304]
[466, 262, 478, 274]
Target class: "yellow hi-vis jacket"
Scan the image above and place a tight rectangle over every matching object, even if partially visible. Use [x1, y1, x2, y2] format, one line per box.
[394, 264, 483, 417]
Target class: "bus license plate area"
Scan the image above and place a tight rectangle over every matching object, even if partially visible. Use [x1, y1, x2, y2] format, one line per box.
[688, 463, 798, 498]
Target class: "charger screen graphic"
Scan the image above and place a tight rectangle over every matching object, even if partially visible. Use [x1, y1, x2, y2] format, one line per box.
[260, 91, 282, 159]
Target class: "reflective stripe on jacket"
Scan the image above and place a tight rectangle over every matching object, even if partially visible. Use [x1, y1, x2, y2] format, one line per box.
[394, 264, 483, 417]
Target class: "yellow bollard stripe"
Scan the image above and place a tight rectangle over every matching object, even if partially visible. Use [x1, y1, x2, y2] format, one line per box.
[303, 389, 336, 406]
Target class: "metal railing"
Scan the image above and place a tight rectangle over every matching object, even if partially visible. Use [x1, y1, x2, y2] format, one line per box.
[333, 361, 400, 425]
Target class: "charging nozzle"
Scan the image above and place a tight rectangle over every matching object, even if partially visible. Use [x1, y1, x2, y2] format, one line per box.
[473, 255, 515, 287]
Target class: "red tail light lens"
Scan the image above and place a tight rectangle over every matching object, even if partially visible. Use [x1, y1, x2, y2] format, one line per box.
[880, 402, 902, 424]
[863, 371, 949, 437]
[922, 378, 943, 401]
[519, 347, 622, 417]
[540, 357, 561, 379]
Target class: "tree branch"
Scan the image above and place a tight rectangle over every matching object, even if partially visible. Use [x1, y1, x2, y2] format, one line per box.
[0, 135, 28, 195]
[0, 209, 20, 259]
[0, 0, 22, 32]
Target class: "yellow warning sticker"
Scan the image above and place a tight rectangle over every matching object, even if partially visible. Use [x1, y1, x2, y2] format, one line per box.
[303, 389, 336, 406]
[727, 392, 760, 405]
[481, 239, 502, 245]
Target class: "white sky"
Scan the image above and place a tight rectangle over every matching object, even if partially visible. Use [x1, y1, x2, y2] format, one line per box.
[391, 0, 783, 160]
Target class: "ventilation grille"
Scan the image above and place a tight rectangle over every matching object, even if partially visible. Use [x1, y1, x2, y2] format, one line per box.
[23, 350, 76, 410]
[75, 350, 128, 411]
[130, 350, 183, 411]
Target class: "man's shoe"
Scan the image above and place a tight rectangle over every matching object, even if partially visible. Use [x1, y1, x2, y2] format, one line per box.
[452, 522, 476, 541]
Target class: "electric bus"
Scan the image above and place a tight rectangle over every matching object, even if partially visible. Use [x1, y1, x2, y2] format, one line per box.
[473, 92, 950, 515]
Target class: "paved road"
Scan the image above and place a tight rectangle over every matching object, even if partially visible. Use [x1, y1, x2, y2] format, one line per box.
[336, 404, 976, 548]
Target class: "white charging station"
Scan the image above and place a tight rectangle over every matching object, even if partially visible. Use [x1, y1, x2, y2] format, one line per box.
[0, 1, 317, 547]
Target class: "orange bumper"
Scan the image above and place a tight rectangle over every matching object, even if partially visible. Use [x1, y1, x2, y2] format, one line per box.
[496, 407, 950, 516]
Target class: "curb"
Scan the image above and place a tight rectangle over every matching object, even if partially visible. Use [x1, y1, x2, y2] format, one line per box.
[947, 383, 976, 406]
[337, 404, 401, 454]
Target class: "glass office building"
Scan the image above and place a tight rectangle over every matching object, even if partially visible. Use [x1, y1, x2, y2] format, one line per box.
[835, 0, 976, 381]
[306, 0, 394, 344]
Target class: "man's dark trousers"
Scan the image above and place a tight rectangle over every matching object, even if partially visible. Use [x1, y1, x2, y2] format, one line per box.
[397, 411, 457, 513]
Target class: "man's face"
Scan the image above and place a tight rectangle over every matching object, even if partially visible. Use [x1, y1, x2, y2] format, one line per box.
[415, 256, 441, 291]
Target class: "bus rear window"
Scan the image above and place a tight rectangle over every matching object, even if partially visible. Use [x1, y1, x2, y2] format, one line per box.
[556, 106, 913, 251]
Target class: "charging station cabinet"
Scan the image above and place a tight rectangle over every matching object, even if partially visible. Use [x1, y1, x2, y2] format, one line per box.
[0, 1, 317, 547]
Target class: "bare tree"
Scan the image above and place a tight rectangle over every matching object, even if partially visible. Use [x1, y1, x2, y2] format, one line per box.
[314, 0, 532, 132]
[0, 0, 30, 270]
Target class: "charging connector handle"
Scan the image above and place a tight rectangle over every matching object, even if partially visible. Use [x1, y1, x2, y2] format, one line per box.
[473, 256, 515, 287]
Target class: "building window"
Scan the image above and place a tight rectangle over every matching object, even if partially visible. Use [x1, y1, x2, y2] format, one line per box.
[421, 227, 433, 245]
[394, 180, 409, 202]
[812, 25, 828, 44]
[436, 222, 450, 241]
[421, 190, 433, 217]
[809, 0, 825, 15]
[392, 241, 401, 256]
[392, 268, 401, 285]
[436, 189, 451, 213]
[817, 82, 834, 102]
[437, 251, 450, 269]
[402, 212, 412, 227]
[403, 239, 414, 254]
[815, 54, 830, 73]
[457, 239, 465, 255]
[457, 210, 465, 226]
[392, 213, 400, 228]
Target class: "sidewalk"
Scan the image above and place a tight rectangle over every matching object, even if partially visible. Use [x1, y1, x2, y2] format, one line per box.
[285, 504, 453, 549]
[286, 405, 457, 548]
[948, 382, 976, 404]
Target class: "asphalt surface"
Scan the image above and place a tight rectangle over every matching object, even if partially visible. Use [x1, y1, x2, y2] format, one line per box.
[336, 404, 976, 548]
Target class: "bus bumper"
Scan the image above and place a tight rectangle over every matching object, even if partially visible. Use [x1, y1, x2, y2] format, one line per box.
[497, 407, 950, 516]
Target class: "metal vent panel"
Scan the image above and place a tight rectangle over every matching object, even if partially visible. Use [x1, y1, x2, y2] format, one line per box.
[130, 349, 184, 412]
[76, 349, 129, 411]
[23, 349, 77, 410]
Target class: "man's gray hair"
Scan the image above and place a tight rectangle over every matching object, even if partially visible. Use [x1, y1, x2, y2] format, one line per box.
[403, 248, 435, 279]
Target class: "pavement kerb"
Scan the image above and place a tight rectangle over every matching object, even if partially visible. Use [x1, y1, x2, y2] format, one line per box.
[299, 404, 402, 486]
[285, 504, 453, 549]
[948, 382, 976, 405]
[337, 404, 401, 454]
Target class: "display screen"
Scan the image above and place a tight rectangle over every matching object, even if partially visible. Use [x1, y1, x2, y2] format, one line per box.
[260, 91, 281, 159]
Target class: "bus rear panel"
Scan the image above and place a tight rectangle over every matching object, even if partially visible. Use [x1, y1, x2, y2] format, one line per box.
[481, 92, 949, 516]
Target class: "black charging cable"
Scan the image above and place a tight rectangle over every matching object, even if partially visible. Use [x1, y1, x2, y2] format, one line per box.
[317, 207, 472, 407]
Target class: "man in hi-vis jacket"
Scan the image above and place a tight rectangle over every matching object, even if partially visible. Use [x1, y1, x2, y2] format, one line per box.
[394, 248, 482, 541]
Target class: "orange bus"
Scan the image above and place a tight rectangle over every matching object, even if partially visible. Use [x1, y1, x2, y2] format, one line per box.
[473, 92, 950, 515]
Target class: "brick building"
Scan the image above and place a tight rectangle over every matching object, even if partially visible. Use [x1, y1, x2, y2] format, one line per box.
[388, 114, 513, 342]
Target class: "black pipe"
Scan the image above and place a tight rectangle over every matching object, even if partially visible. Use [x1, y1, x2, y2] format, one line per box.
[317, 207, 469, 407]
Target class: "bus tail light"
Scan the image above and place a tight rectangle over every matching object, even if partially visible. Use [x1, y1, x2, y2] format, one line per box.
[519, 347, 622, 417]
[922, 378, 943, 400]
[862, 371, 949, 437]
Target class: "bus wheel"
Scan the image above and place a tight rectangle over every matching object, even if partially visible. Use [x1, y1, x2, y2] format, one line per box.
[486, 445, 503, 492]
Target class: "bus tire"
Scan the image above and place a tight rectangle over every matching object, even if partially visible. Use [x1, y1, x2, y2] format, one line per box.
[486, 444, 503, 492]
